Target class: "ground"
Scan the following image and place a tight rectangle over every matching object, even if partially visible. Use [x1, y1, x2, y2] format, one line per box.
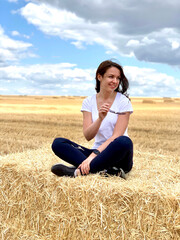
[0, 95, 179, 239]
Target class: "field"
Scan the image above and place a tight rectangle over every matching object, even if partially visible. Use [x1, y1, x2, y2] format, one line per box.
[0, 95, 180, 239]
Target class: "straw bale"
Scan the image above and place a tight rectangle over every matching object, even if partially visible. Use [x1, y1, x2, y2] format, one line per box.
[0, 145, 179, 240]
[164, 99, 174, 103]
[142, 99, 155, 104]
[163, 97, 174, 103]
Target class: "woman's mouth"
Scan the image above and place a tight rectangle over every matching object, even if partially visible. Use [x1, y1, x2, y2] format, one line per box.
[109, 84, 117, 89]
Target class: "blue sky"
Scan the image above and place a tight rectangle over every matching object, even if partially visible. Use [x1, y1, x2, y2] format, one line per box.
[0, 0, 180, 97]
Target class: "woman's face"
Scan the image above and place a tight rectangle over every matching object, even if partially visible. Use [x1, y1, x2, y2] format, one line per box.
[98, 66, 120, 92]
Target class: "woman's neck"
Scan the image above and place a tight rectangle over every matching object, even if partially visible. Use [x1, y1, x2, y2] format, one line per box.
[97, 90, 116, 101]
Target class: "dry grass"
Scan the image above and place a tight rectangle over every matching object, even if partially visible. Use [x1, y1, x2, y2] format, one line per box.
[0, 96, 180, 239]
[0, 113, 83, 155]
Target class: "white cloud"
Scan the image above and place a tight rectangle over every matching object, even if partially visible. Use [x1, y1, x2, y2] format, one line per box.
[0, 62, 179, 97]
[19, 1, 180, 66]
[0, 25, 35, 66]
[126, 40, 140, 47]
[0, 63, 96, 96]
[11, 30, 20, 36]
[20, 3, 119, 51]
[170, 40, 180, 50]
[141, 37, 157, 45]
[11, 30, 30, 39]
[2, 0, 180, 97]
[124, 66, 179, 97]
[0, 87, 8, 92]
[36, 0, 180, 35]
[71, 41, 85, 49]
[126, 38, 157, 48]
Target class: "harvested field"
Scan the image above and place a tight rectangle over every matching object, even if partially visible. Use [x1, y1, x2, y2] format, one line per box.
[0, 95, 180, 239]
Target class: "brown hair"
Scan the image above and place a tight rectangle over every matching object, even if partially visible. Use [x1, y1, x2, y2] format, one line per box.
[95, 60, 129, 95]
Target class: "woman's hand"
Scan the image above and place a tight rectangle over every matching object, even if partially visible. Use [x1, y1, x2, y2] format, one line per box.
[98, 103, 110, 121]
[78, 157, 93, 175]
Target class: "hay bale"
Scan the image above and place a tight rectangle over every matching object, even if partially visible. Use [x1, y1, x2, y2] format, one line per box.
[0, 146, 179, 239]
[34, 97, 44, 100]
[142, 99, 155, 104]
[164, 99, 174, 103]
[163, 97, 174, 103]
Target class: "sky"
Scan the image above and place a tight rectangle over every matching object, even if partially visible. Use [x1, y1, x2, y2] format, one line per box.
[0, 0, 180, 97]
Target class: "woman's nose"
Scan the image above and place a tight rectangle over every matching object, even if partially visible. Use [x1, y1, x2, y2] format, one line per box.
[113, 77, 118, 83]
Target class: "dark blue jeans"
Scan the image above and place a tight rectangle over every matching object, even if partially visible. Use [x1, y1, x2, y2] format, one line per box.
[52, 136, 133, 174]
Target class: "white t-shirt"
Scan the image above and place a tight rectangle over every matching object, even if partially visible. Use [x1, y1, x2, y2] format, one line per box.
[81, 92, 133, 149]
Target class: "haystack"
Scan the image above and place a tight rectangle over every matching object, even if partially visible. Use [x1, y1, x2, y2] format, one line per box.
[0, 144, 179, 240]
[142, 99, 155, 104]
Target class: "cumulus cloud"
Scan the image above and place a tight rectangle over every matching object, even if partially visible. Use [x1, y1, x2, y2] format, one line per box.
[124, 66, 180, 97]
[0, 63, 95, 95]
[1, 0, 179, 97]
[11, 30, 20, 36]
[20, 3, 119, 51]
[0, 25, 35, 66]
[0, 62, 179, 97]
[131, 29, 180, 65]
[19, 1, 180, 66]
[11, 30, 30, 39]
[35, 0, 180, 34]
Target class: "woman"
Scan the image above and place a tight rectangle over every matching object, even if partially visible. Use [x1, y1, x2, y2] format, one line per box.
[51, 60, 133, 179]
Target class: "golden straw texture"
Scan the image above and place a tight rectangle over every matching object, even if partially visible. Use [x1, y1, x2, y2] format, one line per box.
[0, 145, 179, 240]
[0, 96, 180, 239]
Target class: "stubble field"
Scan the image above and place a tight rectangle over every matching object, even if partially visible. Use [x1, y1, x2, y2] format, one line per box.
[0, 95, 180, 240]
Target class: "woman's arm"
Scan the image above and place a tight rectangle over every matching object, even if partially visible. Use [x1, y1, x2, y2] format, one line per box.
[79, 112, 131, 174]
[98, 112, 131, 152]
[82, 111, 102, 141]
[83, 103, 110, 141]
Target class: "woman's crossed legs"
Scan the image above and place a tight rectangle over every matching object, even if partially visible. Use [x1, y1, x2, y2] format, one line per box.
[51, 136, 133, 177]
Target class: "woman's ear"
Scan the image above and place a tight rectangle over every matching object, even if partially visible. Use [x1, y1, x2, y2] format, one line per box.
[97, 73, 102, 82]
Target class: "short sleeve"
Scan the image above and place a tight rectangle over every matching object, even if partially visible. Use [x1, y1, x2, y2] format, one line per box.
[118, 94, 133, 114]
[81, 96, 92, 112]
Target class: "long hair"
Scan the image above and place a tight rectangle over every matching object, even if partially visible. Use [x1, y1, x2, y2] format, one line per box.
[95, 60, 129, 95]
